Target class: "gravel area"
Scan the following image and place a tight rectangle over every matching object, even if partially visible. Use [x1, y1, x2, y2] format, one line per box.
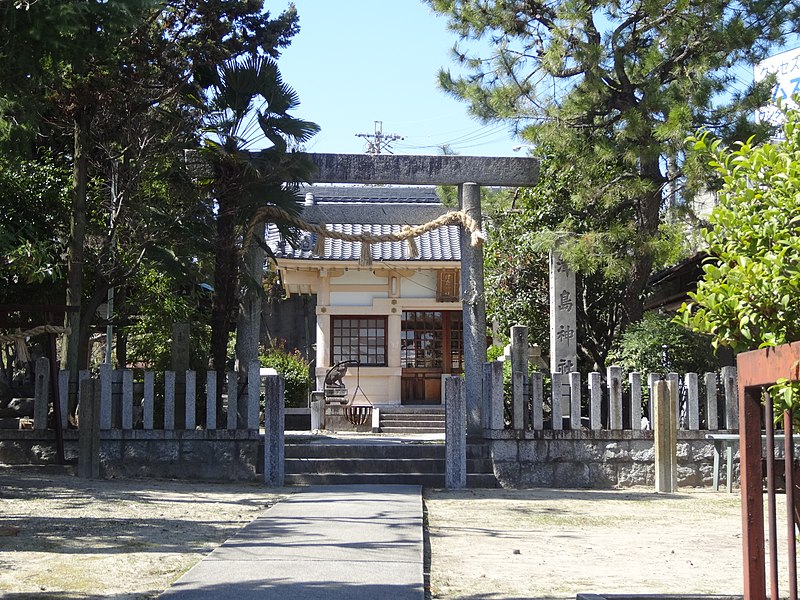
[424, 487, 746, 599]
[1, 465, 752, 599]
[0, 466, 285, 599]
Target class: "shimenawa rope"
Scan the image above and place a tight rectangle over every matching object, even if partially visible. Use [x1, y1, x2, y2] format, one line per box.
[0, 324, 70, 344]
[244, 205, 485, 266]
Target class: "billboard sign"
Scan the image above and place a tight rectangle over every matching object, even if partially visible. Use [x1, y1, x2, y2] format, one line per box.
[754, 47, 800, 129]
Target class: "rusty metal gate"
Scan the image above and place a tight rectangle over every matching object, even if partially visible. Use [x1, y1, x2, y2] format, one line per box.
[737, 341, 800, 600]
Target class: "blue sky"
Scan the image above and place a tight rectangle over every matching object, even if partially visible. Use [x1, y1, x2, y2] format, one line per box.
[276, 0, 521, 157]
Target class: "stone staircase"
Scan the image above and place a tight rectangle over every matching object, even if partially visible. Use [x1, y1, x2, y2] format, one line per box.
[284, 439, 498, 488]
[378, 406, 445, 434]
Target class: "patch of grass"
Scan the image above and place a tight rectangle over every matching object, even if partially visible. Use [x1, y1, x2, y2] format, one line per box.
[516, 510, 617, 528]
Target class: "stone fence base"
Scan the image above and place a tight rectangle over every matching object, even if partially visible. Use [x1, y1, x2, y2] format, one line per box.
[0, 430, 260, 481]
[2, 428, 748, 488]
[485, 429, 741, 489]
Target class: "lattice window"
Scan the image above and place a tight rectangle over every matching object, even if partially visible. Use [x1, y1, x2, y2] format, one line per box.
[401, 311, 443, 368]
[449, 313, 464, 372]
[331, 316, 387, 366]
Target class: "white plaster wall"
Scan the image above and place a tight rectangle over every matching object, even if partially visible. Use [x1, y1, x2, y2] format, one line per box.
[329, 270, 388, 306]
[330, 291, 389, 306]
[333, 270, 385, 285]
[402, 272, 437, 298]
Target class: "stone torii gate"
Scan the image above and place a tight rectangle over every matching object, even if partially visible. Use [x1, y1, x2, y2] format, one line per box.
[297, 152, 540, 434]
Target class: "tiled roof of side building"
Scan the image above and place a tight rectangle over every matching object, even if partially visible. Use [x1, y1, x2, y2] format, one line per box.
[266, 185, 461, 261]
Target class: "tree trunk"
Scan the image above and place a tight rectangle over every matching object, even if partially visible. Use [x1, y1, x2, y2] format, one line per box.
[234, 222, 265, 426]
[79, 279, 111, 370]
[61, 109, 91, 413]
[210, 185, 239, 421]
[621, 151, 664, 327]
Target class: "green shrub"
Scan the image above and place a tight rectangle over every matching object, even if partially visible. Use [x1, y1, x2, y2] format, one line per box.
[608, 312, 719, 379]
[680, 113, 800, 415]
[259, 344, 312, 408]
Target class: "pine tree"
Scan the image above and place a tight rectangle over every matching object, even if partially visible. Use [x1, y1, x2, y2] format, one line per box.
[429, 0, 791, 331]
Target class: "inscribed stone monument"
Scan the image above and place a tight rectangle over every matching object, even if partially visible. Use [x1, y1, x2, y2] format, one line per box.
[549, 249, 577, 417]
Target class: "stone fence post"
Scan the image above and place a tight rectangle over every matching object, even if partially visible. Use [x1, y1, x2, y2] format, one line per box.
[722, 366, 738, 429]
[484, 361, 504, 430]
[608, 366, 622, 429]
[510, 324, 528, 430]
[78, 378, 101, 479]
[445, 376, 466, 489]
[654, 380, 677, 493]
[263, 374, 285, 486]
[33, 357, 49, 430]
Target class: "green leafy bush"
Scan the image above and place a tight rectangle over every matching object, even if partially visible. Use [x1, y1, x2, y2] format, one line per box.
[681, 121, 800, 353]
[680, 107, 800, 414]
[259, 343, 312, 408]
[608, 312, 719, 379]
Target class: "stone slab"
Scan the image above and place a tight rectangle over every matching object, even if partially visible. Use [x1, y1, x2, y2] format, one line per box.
[307, 153, 539, 186]
[159, 485, 423, 600]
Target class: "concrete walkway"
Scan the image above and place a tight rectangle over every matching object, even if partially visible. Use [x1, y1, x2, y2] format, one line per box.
[158, 485, 424, 599]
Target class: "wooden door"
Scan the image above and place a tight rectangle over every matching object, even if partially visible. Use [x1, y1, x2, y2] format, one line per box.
[400, 311, 463, 404]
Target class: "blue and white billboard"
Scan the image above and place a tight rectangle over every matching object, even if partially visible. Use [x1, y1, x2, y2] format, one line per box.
[754, 47, 800, 128]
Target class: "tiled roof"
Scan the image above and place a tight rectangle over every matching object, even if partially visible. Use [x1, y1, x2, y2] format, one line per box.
[298, 185, 441, 203]
[267, 186, 461, 262]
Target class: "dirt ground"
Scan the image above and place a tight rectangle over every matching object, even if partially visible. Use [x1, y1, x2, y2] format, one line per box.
[424, 488, 746, 599]
[0, 465, 755, 599]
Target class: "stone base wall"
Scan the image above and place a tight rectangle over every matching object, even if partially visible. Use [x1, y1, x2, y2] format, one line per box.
[0, 430, 260, 481]
[485, 429, 740, 489]
[2, 428, 744, 488]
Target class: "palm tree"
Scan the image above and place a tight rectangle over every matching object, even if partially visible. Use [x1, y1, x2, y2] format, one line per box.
[199, 54, 319, 421]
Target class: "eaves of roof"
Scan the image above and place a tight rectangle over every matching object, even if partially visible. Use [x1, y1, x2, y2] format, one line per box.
[267, 186, 462, 262]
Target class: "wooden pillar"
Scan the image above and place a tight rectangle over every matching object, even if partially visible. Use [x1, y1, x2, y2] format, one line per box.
[740, 383, 766, 599]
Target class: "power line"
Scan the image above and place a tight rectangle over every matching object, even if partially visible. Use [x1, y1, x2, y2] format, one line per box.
[395, 122, 514, 152]
[355, 121, 404, 154]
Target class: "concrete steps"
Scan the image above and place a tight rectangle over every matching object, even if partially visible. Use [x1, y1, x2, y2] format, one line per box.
[378, 407, 445, 435]
[284, 439, 498, 488]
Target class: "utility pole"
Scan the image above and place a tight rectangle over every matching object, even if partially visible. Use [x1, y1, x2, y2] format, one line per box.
[355, 121, 403, 154]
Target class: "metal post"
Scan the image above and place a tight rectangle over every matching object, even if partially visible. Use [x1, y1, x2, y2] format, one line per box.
[765, 397, 778, 600]
[785, 411, 798, 600]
